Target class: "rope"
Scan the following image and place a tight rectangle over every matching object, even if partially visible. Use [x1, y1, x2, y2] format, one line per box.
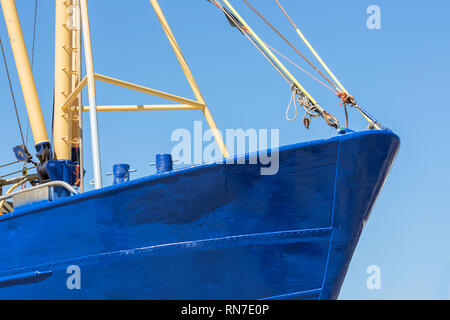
[273, 0, 347, 91]
[286, 85, 339, 129]
[301, 102, 339, 130]
[274, 0, 297, 34]
[338, 92, 350, 128]
[285, 90, 298, 122]
[240, 1, 346, 129]
[274, 0, 383, 129]
[242, 0, 339, 92]
[261, 40, 338, 94]
[213, 0, 341, 130]
[0, 37, 26, 148]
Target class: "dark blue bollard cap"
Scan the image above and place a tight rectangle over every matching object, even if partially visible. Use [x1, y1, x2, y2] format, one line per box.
[113, 164, 130, 185]
[156, 154, 173, 174]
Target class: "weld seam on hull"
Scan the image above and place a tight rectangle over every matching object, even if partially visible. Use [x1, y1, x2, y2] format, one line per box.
[319, 140, 342, 299]
[259, 288, 322, 300]
[0, 228, 332, 278]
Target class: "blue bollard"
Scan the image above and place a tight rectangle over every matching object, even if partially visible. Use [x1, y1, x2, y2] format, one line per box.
[156, 154, 173, 174]
[45, 160, 77, 198]
[113, 164, 131, 185]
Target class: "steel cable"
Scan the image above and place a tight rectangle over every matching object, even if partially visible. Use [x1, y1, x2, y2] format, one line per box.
[242, 0, 338, 92]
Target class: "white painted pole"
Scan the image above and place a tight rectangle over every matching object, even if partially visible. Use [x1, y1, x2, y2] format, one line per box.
[80, 0, 102, 189]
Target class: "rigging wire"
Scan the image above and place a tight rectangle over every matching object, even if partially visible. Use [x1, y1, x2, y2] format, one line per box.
[241, 0, 352, 128]
[0, 166, 37, 180]
[0, 37, 27, 148]
[30, 0, 38, 71]
[260, 39, 338, 94]
[212, 0, 340, 130]
[218, 0, 318, 103]
[261, 38, 344, 128]
[273, 0, 383, 129]
[26, 0, 39, 147]
[213, 1, 292, 86]
[241, 0, 339, 92]
[0, 161, 20, 169]
[273, 0, 346, 91]
[0, 2, 39, 178]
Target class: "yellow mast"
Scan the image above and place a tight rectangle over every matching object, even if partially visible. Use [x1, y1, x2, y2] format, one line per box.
[1, 0, 230, 191]
[70, 0, 83, 191]
[0, 0, 49, 146]
[54, 0, 73, 160]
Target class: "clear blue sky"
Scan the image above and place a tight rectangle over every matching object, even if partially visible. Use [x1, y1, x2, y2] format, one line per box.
[1, 0, 449, 299]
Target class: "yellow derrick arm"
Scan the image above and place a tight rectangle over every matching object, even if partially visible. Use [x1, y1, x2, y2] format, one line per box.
[149, 0, 229, 157]
[57, 0, 230, 164]
[82, 105, 203, 112]
[2, 0, 232, 193]
[94, 73, 206, 109]
[0, 0, 49, 146]
[274, 0, 347, 94]
[220, 0, 317, 105]
[61, 74, 206, 111]
[273, 0, 378, 127]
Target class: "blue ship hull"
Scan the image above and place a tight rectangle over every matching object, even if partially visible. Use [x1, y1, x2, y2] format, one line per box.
[0, 130, 399, 300]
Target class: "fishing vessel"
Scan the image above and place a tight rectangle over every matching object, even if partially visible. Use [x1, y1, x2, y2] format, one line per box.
[0, 0, 399, 300]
